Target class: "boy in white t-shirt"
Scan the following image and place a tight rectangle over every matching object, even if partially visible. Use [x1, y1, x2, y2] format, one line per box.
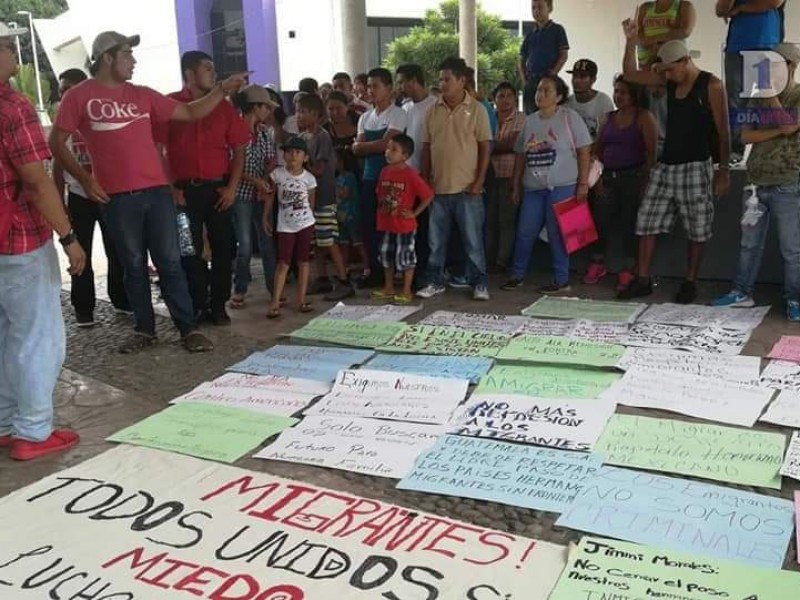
[263, 136, 317, 318]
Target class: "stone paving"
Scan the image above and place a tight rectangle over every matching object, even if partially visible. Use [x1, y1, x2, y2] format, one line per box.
[2, 271, 799, 569]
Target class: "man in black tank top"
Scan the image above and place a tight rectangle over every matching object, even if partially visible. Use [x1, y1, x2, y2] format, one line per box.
[618, 26, 731, 304]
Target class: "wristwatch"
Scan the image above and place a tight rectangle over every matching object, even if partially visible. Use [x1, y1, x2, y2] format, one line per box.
[58, 230, 77, 247]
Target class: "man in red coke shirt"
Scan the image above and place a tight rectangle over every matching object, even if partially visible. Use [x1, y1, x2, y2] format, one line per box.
[50, 31, 247, 354]
[0, 21, 87, 460]
[161, 51, 250, 326]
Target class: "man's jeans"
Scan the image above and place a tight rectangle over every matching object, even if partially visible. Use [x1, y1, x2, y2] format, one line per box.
[511, 186, 575, 285]
[425, 193, 487, 287]
[0, 242, 64, 441]
[232, 197, 276, 297]
[181, 183, 234, 313]
[724, 52, 745, 156]
[101, 186, 196, 336]
[67, 191, 129, 315]
[733, 181, 800, 300]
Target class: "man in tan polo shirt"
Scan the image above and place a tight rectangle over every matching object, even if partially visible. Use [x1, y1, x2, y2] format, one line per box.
[417, 57, 493, 301]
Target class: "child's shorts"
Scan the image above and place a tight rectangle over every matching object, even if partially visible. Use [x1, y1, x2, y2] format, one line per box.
[379, 231, 417, 271]
[277, 225, 314, 264]
[314, 205, 340, 248]
[337, 202, 362, 245]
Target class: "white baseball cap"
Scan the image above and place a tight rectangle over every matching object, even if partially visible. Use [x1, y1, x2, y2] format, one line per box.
[656, 40, 690, 66]
[0, 22, 28, 38]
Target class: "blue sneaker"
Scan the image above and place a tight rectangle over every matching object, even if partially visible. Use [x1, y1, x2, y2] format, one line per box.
[712, 290, 754, 308]
[788, 300, 800, 322]
[448, 275, 471, 290]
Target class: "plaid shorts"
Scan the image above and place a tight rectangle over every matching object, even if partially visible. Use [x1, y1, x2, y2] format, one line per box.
[636, 159, 715, 242]
[380, 232, 417, 271]
[314, 205, 340, 247]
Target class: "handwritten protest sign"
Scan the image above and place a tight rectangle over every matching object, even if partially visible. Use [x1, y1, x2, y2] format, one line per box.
[760, 359, 800, 391]
[780, 431, 800, 481]
[398, 435, 603, 514]
[107, 403, 297, 463]
[496, 335, 625, 368]
[515, 318, 629, 344]
[476, 364, 620, 399]
[623, 322, 751, 355]
[257, 416, 445, 478]
[323, 302, 420, 322]
[768, 335, 800, 363]
[419, 311, 528, 334]
[227, 345, 374, 381]
[306, 369, 468, 424]
[379, 325, 512, 357]
[594, 414, 785, 489]
[0, 445, 568, 599]
[637, 303, 770, 331]
[617, 347, 761, 384]
[549, 536, 800, 600]
[521, 296, 646, 323]
[600, 368, 774, 426]
[555, 465, 794, 568]
[761, 390, 800, 427]
[796, 492, 800, 565]
[170, 382, 318, 416]
[290, 318, 407, 348]
[450, 394, 616, 451]
[209, 372, 331, 396]
[365, 353, 493, 384]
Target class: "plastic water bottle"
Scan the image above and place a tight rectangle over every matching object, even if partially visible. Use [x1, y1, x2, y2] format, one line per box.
[741, 185, 765, 226]
[177, 212, 195, 257]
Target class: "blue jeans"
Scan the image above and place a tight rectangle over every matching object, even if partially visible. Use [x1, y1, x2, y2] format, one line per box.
[101, 186, 196, 336]
[511, 186, 575, 284]
[733, 181, 800, 300]
[232, 197, 276, 296]
[425, 193, 487, 287]
[0, 242, 64, 441]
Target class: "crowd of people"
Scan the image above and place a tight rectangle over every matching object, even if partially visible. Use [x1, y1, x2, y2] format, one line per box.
[0, 0, 795, 459]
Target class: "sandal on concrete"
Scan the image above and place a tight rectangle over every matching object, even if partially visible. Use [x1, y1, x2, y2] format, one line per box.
[182, 331, 214, 353]
[298, 303, 314, 313]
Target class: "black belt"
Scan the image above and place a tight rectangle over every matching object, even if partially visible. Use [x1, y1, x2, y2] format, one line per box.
[175, 177, 227, 189]
[111, 185, 165, 197]
[604, 165, 645, 179]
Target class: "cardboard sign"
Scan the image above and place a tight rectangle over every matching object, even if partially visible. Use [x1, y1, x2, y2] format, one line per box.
[379, 325, 512, 358]
[780, 431, 800, 482]
[419, 311, 528, 334]
[496, 335, 625, 368]
[637, 302, 770, 332]
[365, 353, 493, 384]
[476, 364, 620, 399]
[323, 302, 420, 322]
[0, 446, 568, 599]
[290, 318, 407, 348]
[617, 347, 761, 384]
[521, 296, 646, 323]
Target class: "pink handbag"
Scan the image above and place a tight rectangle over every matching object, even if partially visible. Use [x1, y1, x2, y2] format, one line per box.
[553, 196, 599, 254]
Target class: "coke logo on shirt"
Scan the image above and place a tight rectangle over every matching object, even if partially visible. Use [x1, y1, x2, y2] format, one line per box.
[86, 99, 149, 131]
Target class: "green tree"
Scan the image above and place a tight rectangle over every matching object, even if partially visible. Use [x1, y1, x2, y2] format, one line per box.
[383, 0, 521, 96]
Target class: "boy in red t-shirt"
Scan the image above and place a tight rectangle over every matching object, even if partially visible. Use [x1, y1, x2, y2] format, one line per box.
[372, 134, 433, 304]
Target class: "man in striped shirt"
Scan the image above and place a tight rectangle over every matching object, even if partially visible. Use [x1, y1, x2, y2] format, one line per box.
[0, 22, 87, 460]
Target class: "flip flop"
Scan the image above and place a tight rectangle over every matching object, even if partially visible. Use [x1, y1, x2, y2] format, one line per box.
[229, 295, 246, 309]
[392, 295, 413, 305]
[266, 307, 281, 319]
[370, 290, 394, 300]
[298, 303, 314, 314]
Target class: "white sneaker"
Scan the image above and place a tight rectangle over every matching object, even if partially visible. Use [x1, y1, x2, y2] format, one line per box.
[416, 284, 446, 299]
[473, 285, 490, 301]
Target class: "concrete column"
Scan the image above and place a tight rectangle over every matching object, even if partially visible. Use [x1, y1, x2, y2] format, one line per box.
[243, 0, 281, 86]
[459, 0, 477, 76]
[341, 0, 367, 76]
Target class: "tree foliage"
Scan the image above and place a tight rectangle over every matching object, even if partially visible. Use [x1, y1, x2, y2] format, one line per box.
[383, 0, 521, 96]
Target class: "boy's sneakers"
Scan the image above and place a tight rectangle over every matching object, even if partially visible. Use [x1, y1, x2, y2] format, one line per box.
[582, 262, 608, 285]
[10, 429, 80, 461]
[76, 313, 95, 328]
[788, 300, 800, 322]
[675, 280, 697, 304]
[324, 279, 356, 301]
[448, 275, 471, 290]
[308, 277, 333, 295]
[616, 270, 634, 293]
[416, 284, 446, 299]
[538, 282, 572, 296]
[617, 277, 652, 299]
[501, 278, 523, 291]
[712, 290, 755, 308]
[473, 285, 490, 301]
